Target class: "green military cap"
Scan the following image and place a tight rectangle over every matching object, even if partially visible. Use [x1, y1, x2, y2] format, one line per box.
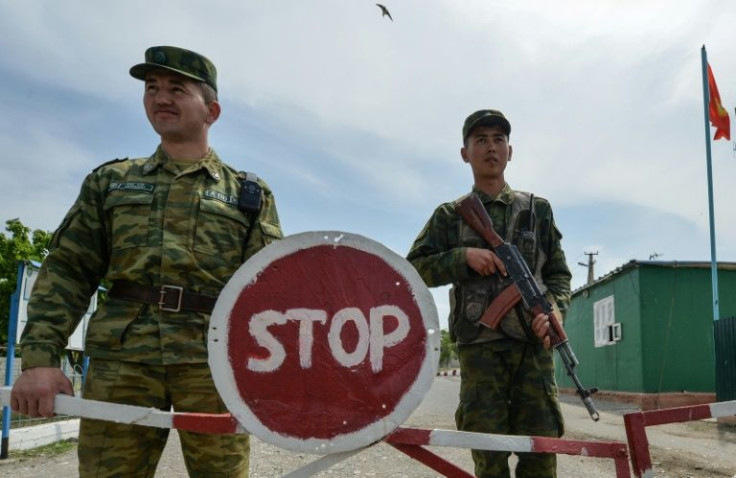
[129, 46, 218, 92]
[462, 109, 511, 141]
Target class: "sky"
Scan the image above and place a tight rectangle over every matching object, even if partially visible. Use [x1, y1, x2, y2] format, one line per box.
[2, 1, 736, 329]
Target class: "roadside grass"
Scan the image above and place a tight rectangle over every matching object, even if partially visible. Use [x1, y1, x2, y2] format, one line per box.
[9, 438, 77, 460]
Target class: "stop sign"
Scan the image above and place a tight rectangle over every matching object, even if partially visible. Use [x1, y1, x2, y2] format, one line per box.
[208, 231, 439, 454]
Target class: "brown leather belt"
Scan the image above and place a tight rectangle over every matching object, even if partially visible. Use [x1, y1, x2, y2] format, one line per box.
[108, 280, 217, 314]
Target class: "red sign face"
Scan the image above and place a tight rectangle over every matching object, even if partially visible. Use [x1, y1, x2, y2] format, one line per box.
[209, 232, 439, 454]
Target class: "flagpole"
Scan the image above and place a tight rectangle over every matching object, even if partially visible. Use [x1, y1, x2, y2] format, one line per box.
[700, 45, 720, 322]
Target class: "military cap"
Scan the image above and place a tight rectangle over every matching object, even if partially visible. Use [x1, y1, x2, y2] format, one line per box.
[462, 109, 511, 141]
[129, 46, 218, 92]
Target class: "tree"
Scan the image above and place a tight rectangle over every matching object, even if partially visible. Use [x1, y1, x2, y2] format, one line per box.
[438, 329, 457, 370]
[0, 218, 52, 345]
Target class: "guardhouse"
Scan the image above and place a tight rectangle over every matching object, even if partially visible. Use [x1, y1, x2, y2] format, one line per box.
[555, 260, 736, 409]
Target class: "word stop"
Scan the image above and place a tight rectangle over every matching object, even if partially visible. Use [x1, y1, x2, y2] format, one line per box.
[246, 305, 410, 373]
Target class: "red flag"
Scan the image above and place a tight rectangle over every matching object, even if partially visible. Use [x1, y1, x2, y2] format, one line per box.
[707, 63, 730, 141]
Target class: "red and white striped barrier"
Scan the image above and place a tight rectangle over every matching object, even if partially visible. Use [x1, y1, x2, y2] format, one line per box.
[385, 427, 632, 478]
[1, 386, 632, 477]
[2, 232, 634, 477]
[624, 399, 736, 478]
[1, 386, 245, 435]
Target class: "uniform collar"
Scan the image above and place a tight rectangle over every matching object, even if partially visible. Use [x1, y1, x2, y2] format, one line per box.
[142, 145, 224, 182]
[472, 183, 514, 205]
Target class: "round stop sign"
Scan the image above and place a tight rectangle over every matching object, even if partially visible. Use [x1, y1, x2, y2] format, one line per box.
[208, 231, 439, 454]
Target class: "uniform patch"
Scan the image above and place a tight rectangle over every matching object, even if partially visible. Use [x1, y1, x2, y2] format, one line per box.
[204, 190, 238, 206]
[108, 182, 155, 193]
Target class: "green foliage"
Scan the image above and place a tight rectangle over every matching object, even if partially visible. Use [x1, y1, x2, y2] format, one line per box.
[0, 218, 52, 345]
[438, 329, 457, 369]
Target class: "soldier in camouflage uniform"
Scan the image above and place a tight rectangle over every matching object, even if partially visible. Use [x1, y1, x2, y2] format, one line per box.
[406, 110, 571, 478]
[10, 46, 283, 477]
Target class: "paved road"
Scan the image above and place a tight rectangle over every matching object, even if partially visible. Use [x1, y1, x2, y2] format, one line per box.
[2, 375, 735, 476]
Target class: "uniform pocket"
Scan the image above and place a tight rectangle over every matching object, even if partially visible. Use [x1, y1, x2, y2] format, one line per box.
[543, 377, 565, 437]
[194, 197, 249, 258]
[454, 286, 487, 342]
[459, 381, 479, 402]
[455, 380, 508, 434]
[103, 192, 154, 250]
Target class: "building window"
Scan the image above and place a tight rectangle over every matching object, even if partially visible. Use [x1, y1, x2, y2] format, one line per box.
[593, 295, 616, 347]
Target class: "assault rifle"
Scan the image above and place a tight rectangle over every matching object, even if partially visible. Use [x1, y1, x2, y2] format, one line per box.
[455, 193, 600, 421]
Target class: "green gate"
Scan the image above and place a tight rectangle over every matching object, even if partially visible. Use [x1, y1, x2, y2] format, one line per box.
[715, 316, 736, 401]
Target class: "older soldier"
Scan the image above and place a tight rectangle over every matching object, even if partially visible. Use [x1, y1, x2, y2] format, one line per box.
[406, 109, 571, 478]
[10, 46, 283, 477]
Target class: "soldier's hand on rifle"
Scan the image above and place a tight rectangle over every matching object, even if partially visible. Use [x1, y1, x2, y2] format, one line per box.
[531, 313, 552, 349]
[465, 247, 507, 277]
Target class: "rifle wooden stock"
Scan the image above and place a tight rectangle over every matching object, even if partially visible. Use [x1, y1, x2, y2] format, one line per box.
[456, 193, 504, 249]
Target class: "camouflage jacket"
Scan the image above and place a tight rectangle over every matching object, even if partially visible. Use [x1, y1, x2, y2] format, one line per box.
[406, 184, 571, 343]
[20, 146, 283, 368]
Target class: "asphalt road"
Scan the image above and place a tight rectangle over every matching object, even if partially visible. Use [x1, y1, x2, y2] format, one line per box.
[2, 375, 735, 477]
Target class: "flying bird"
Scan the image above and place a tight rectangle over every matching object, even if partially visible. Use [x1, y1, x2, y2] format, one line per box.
[376, 3, 393, 21]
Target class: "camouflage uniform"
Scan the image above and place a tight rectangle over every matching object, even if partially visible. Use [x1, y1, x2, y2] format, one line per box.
[20, 46, 283, 478]
[407, 184, 571, 478]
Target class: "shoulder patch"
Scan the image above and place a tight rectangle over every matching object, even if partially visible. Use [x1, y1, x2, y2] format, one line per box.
[93, 157, 128, 173]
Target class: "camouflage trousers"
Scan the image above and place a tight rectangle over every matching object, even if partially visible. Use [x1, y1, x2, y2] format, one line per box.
[455, 340, 564, 478]
[78, 359, 250, 478]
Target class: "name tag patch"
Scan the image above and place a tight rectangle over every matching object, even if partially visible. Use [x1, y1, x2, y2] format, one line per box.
[204, 190, 238, 206]
[109, 182, 155, 193]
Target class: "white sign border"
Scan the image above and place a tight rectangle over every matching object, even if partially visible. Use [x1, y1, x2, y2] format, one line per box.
[208, 231, 440, 454]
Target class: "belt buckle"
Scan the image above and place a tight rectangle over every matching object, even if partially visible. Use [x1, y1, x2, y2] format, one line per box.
[159, 285, 183, 312]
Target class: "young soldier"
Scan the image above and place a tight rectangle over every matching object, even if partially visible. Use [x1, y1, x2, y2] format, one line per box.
[407, 109, 571, 477]
[11, 46, 283, 477]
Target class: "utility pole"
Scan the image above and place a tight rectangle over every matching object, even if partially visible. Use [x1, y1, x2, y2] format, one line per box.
[577, 251, 598, 285]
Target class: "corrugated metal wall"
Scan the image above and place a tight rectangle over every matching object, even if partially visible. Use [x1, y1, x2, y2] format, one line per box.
[715, 316, 736, 401]
[558, 263, 736, 395]
[638, 266, 716, 393]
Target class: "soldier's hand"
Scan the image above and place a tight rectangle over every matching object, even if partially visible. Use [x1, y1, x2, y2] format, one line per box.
[531, 313, 552, 349]
[465, 247, 507, 277]
[10, 367, 74, 418]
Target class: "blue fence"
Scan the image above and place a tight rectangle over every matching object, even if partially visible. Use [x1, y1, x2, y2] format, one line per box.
[2, 260, 89, 458]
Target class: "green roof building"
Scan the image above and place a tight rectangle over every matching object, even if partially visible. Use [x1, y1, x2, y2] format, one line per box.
[555, 260, 736, 409]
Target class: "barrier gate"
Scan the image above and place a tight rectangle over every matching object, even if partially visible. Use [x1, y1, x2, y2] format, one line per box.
[624, 400, 736, 478]
[1, 232, 631, 477]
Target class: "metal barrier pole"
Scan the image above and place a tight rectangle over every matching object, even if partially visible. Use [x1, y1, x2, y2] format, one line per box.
[624, 400, 736, 478]
[623, 412, 650, 478]
[386, 427, 631, 478]
[1, 261, 24, 459]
